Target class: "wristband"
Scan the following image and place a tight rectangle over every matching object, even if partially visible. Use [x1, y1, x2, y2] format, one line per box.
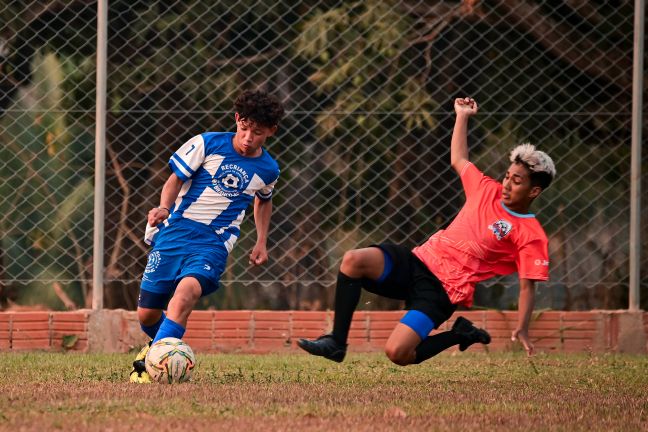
[158, 206, 170, 214]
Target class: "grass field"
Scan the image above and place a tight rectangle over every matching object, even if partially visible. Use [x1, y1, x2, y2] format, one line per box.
[0, 351, 645, 431]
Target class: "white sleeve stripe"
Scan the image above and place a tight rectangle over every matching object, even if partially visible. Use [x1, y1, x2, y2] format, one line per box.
[171, 153, 195, 176]
[170, 135, 205, 179]
[170, 155, 193, 179]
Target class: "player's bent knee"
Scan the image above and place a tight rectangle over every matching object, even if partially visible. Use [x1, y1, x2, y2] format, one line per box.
[340, 250, 362, 272]
[168, 285, 201, 314]
[177, 277, 203, 298]
[137, 307, 161, 326]
[171, 292, 198, 310]
[384, 343, 413, 366]
[341, 249, 379, 277]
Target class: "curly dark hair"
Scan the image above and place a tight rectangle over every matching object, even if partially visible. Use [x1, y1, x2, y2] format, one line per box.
[234, 90, 285, 128]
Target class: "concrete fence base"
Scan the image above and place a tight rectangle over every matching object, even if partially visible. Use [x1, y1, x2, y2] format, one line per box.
[0, 310, 646, 354]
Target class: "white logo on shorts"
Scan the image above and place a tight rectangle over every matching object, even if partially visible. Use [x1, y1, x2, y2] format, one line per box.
[144, 251, 161, 273]
[203, 264, 211, 271]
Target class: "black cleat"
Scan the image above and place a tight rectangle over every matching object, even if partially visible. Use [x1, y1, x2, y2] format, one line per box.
[297, 334, 347, 363]
[132, 359, 146, 373]
[452, 316, 491, 351]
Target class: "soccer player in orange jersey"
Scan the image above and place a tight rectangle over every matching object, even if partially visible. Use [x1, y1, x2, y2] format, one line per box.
[298, 97, 556, 365]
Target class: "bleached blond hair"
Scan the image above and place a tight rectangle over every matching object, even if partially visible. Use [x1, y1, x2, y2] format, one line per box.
[509, 143, 556, 189]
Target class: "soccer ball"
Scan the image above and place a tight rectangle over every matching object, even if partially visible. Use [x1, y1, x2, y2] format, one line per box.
[145, 337, 196, 384]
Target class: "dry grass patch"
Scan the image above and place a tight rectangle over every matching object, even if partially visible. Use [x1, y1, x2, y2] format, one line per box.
[0, 352, 645, 431]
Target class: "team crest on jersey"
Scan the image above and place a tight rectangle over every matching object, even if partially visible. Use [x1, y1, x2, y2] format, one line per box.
[488, 219, 512, 240]
[212, 164, 249, 198]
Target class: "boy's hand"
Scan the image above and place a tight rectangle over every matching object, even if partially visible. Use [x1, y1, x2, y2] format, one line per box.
[249, 244, 268, 266]
[147, 207, 169, 226]
[454, 97, 478, 117]
[512, 328, 535, 356]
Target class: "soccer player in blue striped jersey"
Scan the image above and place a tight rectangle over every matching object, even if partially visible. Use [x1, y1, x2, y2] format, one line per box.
[130, 90, 284, 383]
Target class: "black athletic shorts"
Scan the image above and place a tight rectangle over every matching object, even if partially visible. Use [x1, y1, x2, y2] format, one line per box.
[362, 243, 457, 328]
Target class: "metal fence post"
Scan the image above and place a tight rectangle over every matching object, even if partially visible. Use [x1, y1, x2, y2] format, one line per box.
[629, 0, 645, 311]
[93, 0, 108, 310]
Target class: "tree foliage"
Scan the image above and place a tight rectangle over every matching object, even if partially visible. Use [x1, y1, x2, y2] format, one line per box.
[0, 0, 642, 310]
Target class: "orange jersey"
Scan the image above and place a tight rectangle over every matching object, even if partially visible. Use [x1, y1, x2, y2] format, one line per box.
[412, 162, 549, 307]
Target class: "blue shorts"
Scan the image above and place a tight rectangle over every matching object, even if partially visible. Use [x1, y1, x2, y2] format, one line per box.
[139, 242, 228, 307]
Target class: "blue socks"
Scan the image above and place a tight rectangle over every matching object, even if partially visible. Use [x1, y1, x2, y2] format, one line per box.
[141, 313, 186, 344]
[152, 317, 186, 344]
[140, 312, 166, 339]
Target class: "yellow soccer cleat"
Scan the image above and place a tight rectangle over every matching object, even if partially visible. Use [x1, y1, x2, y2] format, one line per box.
[133, 340, 152, 362]
[129, 368, 151, 384]
[129, 340, 152, 384]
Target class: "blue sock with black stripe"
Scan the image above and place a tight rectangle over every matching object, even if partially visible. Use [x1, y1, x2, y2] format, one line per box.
[152, 317, 186, 344]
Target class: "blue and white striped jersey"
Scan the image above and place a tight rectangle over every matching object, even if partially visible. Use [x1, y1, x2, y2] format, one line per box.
[145, 132, 279, 251]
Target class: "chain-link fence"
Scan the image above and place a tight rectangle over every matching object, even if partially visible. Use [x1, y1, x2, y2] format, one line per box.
[0, 0, 645, 311]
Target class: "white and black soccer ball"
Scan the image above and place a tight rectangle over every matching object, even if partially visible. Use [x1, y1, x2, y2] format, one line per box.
[145, 337, 196, 384]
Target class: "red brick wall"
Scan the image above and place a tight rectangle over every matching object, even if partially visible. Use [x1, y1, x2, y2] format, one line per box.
[0, 312, 89, 351]
[0, 310, 645, 354]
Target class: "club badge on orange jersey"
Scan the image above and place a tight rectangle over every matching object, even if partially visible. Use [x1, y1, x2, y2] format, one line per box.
[488, 219, 512, 240]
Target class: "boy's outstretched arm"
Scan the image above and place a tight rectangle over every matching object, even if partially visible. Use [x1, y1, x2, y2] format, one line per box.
[148, 173, 184, 226]
[512, 278, 536, 356]
[451, 97, 479, 175]
[249, 196, 272, 266]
